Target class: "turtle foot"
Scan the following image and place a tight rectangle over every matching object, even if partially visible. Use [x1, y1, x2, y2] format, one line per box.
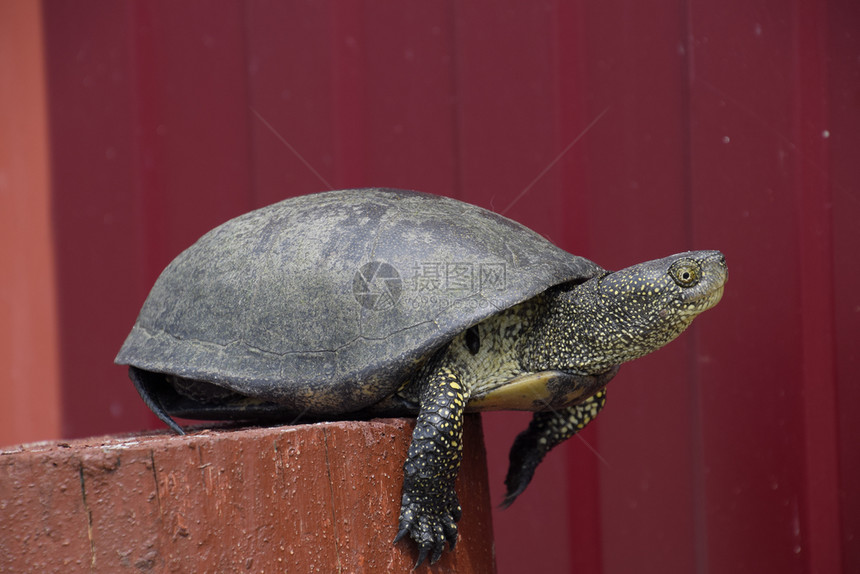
[501, 429, 542, 508]
[394, 490, 461, 567]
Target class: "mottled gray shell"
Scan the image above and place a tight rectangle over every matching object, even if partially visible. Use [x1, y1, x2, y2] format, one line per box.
[115, 188, 603, 415]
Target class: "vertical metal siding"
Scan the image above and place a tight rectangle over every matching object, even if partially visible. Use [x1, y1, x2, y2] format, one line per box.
[26, 1, 859, 572]
[828, 0, 860, 569]
[0, 1, 61, 445]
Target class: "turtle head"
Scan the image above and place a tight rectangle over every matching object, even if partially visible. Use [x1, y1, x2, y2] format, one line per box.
[591, 250, 727, 362]
[524, 250, 727, 375]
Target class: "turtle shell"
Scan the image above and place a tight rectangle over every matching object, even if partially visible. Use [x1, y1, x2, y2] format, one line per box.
[115, 188, 603, 415]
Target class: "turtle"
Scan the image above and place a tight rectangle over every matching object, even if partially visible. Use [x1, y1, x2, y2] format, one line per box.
[115, 188, 728, 566]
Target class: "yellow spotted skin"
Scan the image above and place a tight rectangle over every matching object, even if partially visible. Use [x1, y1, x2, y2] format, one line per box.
[522, 252, 726, 375]
[503, 390, 607, 507]
[394, 367, 468, 566]
[395, 251, 727, 566]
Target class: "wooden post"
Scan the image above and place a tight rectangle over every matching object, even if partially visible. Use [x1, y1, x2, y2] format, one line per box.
[0, 416, 495, 572]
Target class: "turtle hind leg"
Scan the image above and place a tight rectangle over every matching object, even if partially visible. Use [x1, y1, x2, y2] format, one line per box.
[128, 366, 186, 435]
[395, 366, 469, 567]
[501, 389, 606, 508]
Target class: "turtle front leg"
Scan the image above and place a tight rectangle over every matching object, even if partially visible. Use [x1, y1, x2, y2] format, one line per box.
[502, 389, 607, 507]
[394, 366, 469, 566]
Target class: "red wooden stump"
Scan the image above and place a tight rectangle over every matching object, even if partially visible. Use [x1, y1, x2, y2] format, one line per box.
[0, 415, 495, 573]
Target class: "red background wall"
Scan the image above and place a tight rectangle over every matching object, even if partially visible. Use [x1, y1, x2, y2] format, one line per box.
[2, 1, 857, 572]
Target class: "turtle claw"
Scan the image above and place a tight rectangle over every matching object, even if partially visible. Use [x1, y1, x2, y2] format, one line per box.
[501, 469, 534, 508]
[395, 492, 460, 567]
[501, 428, 542, 509]
[392, 527, 433, 570]
[415, 546, 431, 570]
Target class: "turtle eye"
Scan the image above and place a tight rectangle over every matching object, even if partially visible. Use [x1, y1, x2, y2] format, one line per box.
[669, 259, 701, 288]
